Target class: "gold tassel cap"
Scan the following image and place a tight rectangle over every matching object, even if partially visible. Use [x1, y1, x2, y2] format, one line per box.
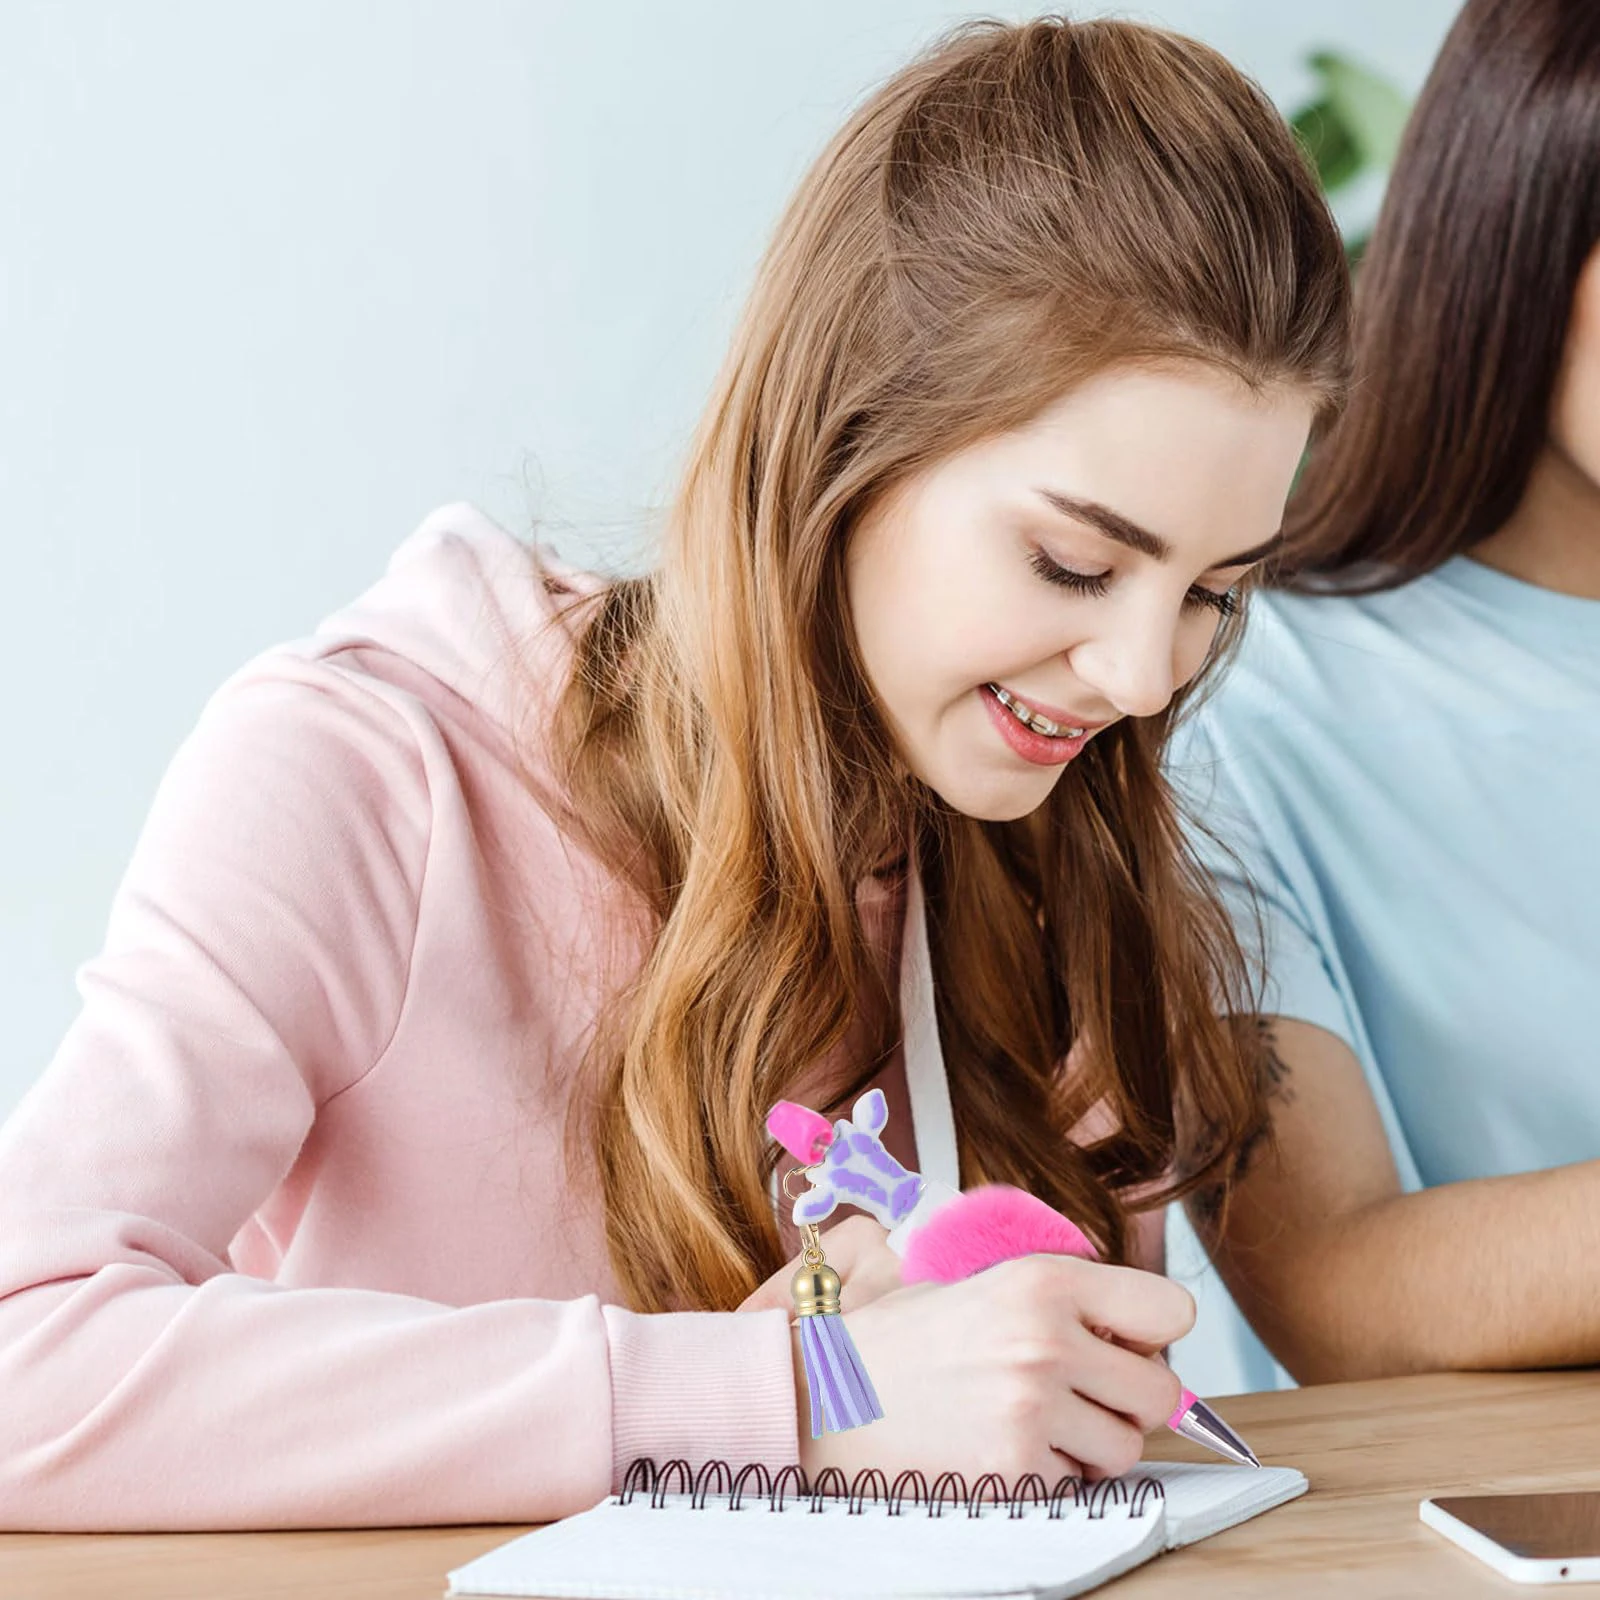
[790, 1261, 842, 1317]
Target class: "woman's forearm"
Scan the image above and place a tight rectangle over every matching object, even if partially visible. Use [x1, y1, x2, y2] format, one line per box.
[1211, 1157, 1600, 1382]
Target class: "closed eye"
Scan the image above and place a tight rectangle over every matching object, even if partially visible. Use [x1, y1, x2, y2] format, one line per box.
[1028, 546, 1239, 617]
[1028, 545, 1108, 596]
[1187, 583, 1239, 618]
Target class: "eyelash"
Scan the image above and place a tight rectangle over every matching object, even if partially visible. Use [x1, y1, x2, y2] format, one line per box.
[1027, 546, 1239, 619]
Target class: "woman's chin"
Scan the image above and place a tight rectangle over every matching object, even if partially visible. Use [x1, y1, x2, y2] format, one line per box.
[920, 762, 1061, 823]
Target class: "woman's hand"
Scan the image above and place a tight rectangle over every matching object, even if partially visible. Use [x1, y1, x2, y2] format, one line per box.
[738, 1214, 905, 1314]
[792, 1255, 1193, 1485]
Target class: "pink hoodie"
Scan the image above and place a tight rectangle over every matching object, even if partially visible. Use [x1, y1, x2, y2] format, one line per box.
[0, 503, 1160, 1533]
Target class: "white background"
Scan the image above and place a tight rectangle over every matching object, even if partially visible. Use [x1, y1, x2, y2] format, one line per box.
[2, 1, 1460, 1393]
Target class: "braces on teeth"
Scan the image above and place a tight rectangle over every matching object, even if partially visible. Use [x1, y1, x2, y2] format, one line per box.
[988, 684, 1085, 740]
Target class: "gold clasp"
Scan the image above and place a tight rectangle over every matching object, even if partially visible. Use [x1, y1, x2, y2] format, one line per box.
[781, 1166, 814, 1202]
[800, 1222, 825, 1269]
[782, 1166, 829, 1268]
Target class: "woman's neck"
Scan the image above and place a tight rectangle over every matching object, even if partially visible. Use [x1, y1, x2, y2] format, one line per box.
[1470, 440, 1600, 600]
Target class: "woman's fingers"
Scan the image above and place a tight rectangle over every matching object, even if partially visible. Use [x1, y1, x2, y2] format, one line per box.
[1049, 1257, 1196, 1352]
[1059, 1326, 1185, 1434]
[824, 1215, 904, 1307]
[1039, 1388, 1146, 1479]
[736, 1213, 900, 1313]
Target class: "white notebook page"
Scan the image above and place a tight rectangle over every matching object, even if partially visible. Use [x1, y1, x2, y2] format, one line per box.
[447, 1464, 1307, 1600]
[1140, 1462, 1306, 1547]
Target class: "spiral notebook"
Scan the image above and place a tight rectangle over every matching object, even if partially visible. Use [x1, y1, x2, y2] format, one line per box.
[447, 1456, 1308, 1600]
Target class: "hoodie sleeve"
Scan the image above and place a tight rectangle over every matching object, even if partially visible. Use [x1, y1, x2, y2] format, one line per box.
[0, 656, 795, 1531]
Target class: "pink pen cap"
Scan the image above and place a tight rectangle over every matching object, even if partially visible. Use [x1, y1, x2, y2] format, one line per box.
[1168, 1387, 1261, 1468]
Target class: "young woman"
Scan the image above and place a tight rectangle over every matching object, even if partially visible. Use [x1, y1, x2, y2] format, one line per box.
[0, 17, 1347, 1528]
[1173, 0, 1600, 1385]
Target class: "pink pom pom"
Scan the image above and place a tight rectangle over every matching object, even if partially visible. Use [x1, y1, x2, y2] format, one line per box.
[900, 1184, 1098, 1286]
[766, 1101, 835, 1165]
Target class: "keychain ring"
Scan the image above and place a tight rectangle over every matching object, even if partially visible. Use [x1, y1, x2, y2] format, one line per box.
[781, 1165, 819, 1202]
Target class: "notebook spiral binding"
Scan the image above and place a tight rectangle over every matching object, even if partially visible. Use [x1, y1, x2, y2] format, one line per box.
[618, 1458, 1165, 1521]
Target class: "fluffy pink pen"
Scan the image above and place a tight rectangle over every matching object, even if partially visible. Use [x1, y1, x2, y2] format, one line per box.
[897, 1183, 1097, 1283]
[891, 1182, 1261, 1469]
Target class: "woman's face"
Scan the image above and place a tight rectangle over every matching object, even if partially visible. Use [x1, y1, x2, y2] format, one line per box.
[1551, 246, 1600, 483]
[846, 363, 1314, 822]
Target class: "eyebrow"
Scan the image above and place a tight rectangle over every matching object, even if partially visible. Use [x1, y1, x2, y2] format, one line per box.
[1034, 489, 1283, 570]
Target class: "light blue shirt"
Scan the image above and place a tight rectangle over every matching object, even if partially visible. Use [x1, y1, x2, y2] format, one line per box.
[1172, 556, 1600, 1191]
[1164, 557, 1600, 1389]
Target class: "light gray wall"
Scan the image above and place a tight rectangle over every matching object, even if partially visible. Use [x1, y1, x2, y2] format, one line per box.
[2, 1, 1459, 1395]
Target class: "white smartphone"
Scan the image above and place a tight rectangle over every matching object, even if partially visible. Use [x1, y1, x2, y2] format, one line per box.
[1421, 1492, 1600, 1584]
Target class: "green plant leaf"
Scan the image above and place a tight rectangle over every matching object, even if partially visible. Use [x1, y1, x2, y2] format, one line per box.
[1306, 49, 1411, 170]
[1291, 97, 1363, 193]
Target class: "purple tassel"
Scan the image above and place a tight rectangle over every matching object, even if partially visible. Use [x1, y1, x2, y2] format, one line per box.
[798, 1311, 882, 1438]
[780, 1166, 885, 1439]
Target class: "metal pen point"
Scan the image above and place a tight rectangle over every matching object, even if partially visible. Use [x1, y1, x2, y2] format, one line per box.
[1169, 1388, 1262, 1468]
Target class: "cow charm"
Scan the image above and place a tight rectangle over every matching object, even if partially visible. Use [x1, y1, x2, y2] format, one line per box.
[766, 1088, 924, 1230]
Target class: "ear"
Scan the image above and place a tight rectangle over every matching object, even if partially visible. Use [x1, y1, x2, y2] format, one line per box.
[852, 1088, 889, 1136]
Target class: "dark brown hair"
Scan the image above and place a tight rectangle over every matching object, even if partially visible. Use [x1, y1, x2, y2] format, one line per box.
[1282, 0, 1600, 590]
[542, 16, 1350, 1313]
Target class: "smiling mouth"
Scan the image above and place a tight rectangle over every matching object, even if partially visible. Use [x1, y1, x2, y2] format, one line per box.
[985, 683, 1087, 739]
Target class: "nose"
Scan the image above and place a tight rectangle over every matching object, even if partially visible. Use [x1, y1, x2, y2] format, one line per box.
[1066, 608, 1182, 721]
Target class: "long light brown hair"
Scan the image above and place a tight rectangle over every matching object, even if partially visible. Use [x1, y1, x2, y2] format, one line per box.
[1282, 0, 1600, 589]
[541, 16, 1350, 1313]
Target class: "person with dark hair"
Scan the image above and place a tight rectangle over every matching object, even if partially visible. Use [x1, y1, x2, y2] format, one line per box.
[1174, 0, 1600, 1386]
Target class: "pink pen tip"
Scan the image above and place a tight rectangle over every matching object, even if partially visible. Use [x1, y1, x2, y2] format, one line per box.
[1166, 1389, 1261, 1469]
[1167, 1386, 1199, 1431]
